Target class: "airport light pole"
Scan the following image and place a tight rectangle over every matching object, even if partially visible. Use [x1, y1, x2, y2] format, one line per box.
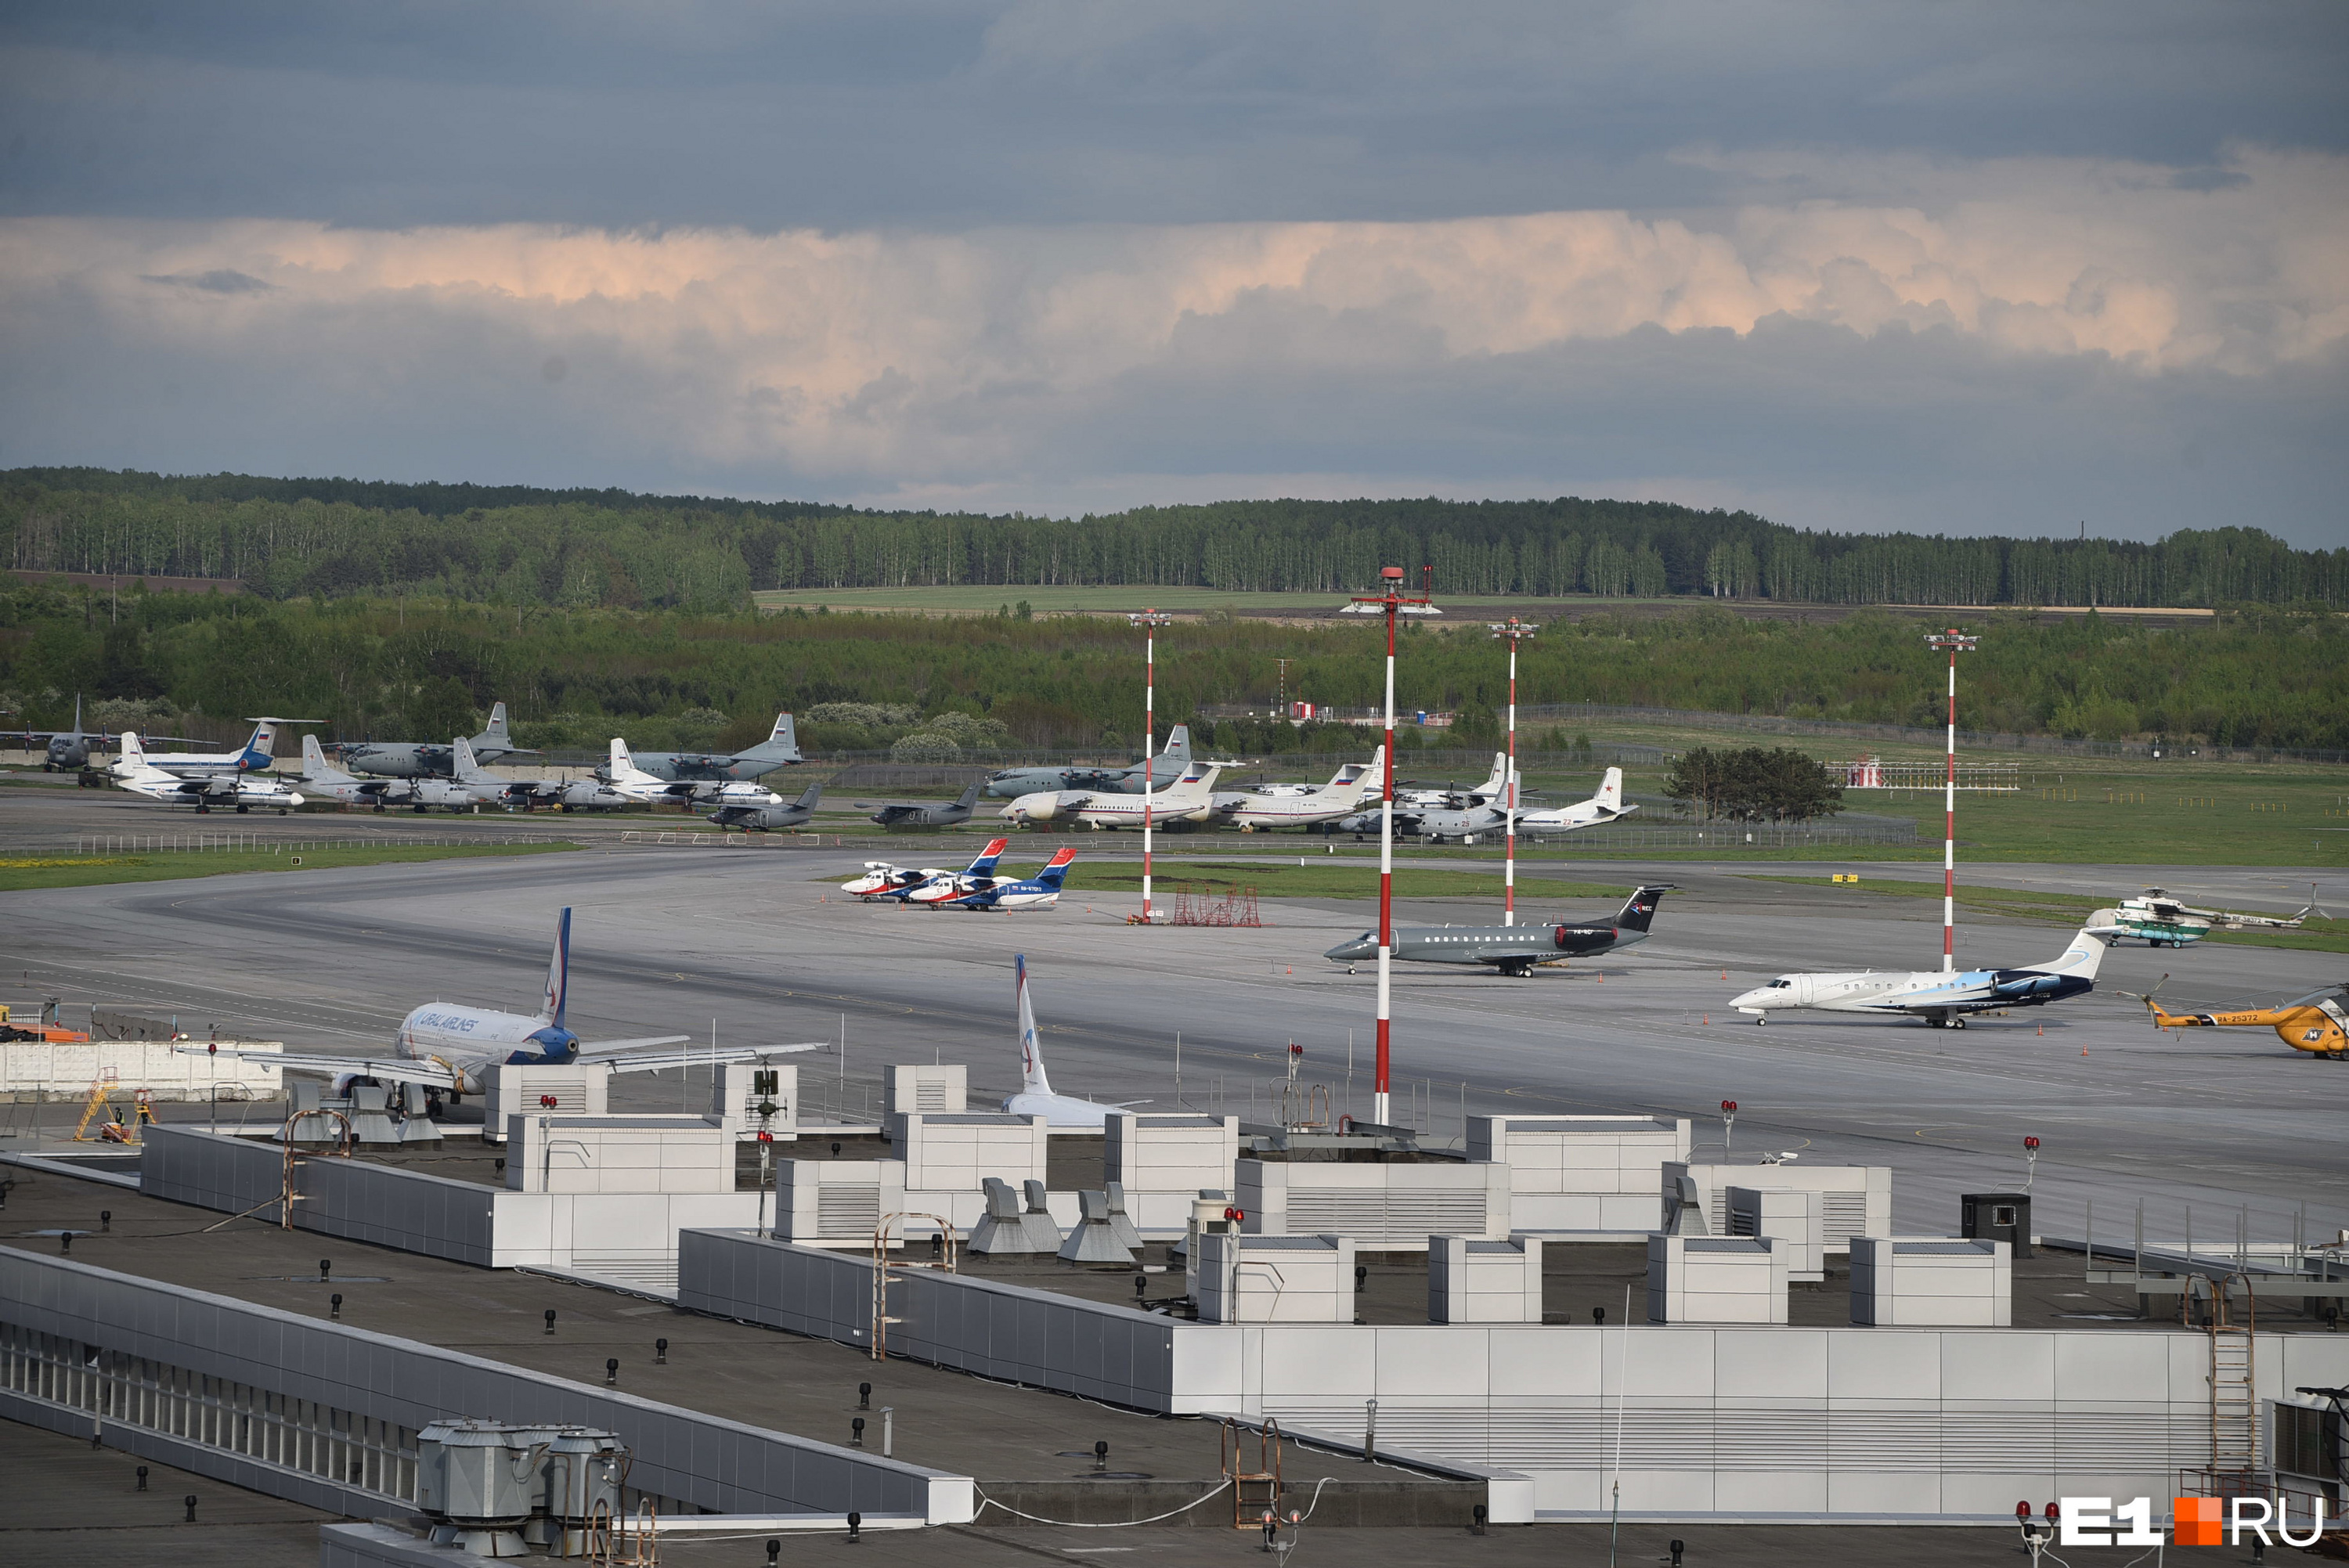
[1925, 629, 1978, 972]
[1340, 568, 1441, 1125]
[1130, 609, 1174, 924]
[1488, 618, 1537, 925]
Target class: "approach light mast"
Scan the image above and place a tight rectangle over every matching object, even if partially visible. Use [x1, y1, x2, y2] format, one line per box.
[1925, 628, 1978, 972]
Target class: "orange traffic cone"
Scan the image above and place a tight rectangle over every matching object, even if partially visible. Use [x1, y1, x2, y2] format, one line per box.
[1720, 970, 1728, 981]
[1702, 1015, 1710, 1026]
[2037, 1024, 2043, 1036]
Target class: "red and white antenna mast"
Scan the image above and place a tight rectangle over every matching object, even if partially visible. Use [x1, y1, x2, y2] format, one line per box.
[1924, 628, 1979, 972]
[1130, 608, 1174, 924]
[1488, 618, 1538, 925]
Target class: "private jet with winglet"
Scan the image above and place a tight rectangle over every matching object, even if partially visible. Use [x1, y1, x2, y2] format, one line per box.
[871, 838, 1012, 904]
[177, 907, 824, 1104]
[113, 733, 308, 813]
[1728, 927, 2109, 1028]
[981, 725, 1195, 799]
[604, 737, 784, 813]
[927, 846, 1080, 911]
[1216, 748, 1384, 832]
[335, 701, 533, 779]
[707, 781, 823, 831]
[864, 782, 984, 829]
[1001, 953, 1137, 1126]
[1325, 884, 1676, 977]
[1514, 767, 1636, 833]
[999, 764, 1225, 829]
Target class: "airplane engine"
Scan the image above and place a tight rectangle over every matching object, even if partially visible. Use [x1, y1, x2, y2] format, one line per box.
[331, 1072, 373, 1098]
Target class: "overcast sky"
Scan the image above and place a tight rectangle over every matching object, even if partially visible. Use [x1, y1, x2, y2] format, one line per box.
[2, 2, 2344, 545]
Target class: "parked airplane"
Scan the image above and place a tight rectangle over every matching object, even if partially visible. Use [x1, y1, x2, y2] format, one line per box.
[612, 714, 804, 783]
[113, 734, 306, 813]
[1324, 885, 1675, 977]
[1397, 752, 1514, 810]
[1254, 762, 1370, 798]
[604, 738, 783, 812]
[1218, 749, 1384, 831]
[1000, 765, 1225, 829]
[840, 860, 949, 899]
[708, 782, 823, 831]
[335, 701, 533, 778]
[2087, 887, 2315, 949]
[1514, 767, 1636, 833]
[298, 734, 477, 813]
[981, 725, 1194, 798]
[2138, 982, 2347, 1058]
[864, 782, 983, 829]
[1728, 928, 2108, 1028]
[114, 717, 315, 780]
[923, 847, 1081, 911]
[1000, 953, 1131, 1126]
[870, 838, 1012, 903]
[1333, 796, 1507, 843]
[445, 737, 626, 813]
[177, 907, 824, 1101]
[9, 696, 197, 773]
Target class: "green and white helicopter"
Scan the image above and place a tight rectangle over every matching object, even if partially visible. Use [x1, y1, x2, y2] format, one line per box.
[2085, 885, 2318, 949]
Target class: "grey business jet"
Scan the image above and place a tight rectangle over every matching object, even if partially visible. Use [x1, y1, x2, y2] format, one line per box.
[1325, 885, 1676, 977]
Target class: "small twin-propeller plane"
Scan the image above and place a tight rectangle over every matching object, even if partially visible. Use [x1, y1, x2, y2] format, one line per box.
[179, 908, 821, 1101]
[114, 733, 306, 813]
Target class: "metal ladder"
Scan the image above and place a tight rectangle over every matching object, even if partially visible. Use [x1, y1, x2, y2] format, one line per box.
[2207, 1275, 2257, 1480]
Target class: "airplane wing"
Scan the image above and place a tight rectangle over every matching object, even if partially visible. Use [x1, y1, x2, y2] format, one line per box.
[170, 1046, 464, 1088]
[568, 1034, 695, 1058]
[589, 1042, 828, 1074]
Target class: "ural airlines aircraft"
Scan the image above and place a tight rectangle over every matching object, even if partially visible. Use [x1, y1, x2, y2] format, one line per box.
[605, 738, 782, 812]
[1000, 765, 1224, 828]
[112, 734, 305, 813]
[179, 908, 821, 1098]
[1218, 749, 1384, 831]
[933, 847, 1079, 910]
[113, 717, 316, 779]
[1514, 768, 1636, 833]
[1729, 928, 2108, 1028]
[1001, 954, 1132, 1127]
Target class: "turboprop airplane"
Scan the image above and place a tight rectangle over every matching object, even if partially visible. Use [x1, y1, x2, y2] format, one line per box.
[1395, 752, 1514, 810]
[9, 696, 197, 773]
[707, 782, 823, 831]
[927, 847, 1080, 911]
[299, 734, 476, 813]
[1514, 767, 1636, 833]
[112, 734, 306, 813]
[1333, 796, 1508, 844]
[1254, 762, 1370, 798]
[604, 738, 783, 812]
[1325, 885, 1675, 977]
[2087, 887, 2315, 949]
[864, 782, 983, 829]
[612, 714, 804, 782]
[442, 737, 625, 813]
[176, 907, 823, 1100]
[1000, 953, 1133, 1127]
[841, 860, 950, 899]
[1728, 927, 2108, 1029]
[2138, 982, 2348, 1058]
[871, 838, 1012, 903]
[999, 765, 1224, 829]
[113, 716, 316, 780]
[981, 725, 1194, 799]
[1217, 749, 1384, 832]
[335, 701, 532, 779]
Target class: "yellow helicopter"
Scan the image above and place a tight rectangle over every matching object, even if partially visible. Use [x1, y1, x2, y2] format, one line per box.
[2141, 979, 2349, 1058]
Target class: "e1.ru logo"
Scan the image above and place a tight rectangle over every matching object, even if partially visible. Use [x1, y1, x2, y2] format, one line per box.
[2061, 1495, 2330, 1548]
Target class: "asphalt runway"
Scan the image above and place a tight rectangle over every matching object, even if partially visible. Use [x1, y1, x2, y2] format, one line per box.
[9, 787, 2345, 1247]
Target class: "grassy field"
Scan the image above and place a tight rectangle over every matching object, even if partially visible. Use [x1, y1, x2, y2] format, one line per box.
[0, 841, 579, 892]
[1745, 874, 2349, 953]
[755, 586, 1680, 617]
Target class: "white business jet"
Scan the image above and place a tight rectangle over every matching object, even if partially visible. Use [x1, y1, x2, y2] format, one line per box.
[1728, 928, 2108, 1029]
[179, 907, 822, 1098]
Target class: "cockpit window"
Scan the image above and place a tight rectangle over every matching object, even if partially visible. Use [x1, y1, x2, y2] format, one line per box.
[1768, 979, 1792, 989]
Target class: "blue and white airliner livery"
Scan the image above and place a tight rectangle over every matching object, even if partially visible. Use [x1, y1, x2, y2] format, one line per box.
[936, 847, 1079, 910]
[113, 716, 318, 779]
[179, 908, 821, 1099]
[999, 954, 1135, 1127]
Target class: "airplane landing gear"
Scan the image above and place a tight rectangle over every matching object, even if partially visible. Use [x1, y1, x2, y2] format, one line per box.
[235, 804, 250, 814]
[1755, 1015, 1766, 1025]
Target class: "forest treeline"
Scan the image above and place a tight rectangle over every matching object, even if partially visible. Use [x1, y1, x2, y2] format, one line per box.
[4, 468, 2342, 611]
[4, 581, 2340, 756]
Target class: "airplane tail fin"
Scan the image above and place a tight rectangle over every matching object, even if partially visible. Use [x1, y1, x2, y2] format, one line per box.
[1614, 883, 1674, 932]
[1016, 953, 1052, 1094]
[1597, 766, 1625, 813]
[1164, 764, 1221, 800]
[2033, 927, 2108, 982]
[969, 836, 1011, 876]
[1481, 752, 1508, 798]
[242, 720, 279, 771]
[541, 907, 572, 1026]
[120, 731, 146, 768]
[476, 701, 511, 748]
[794, 781, 823, 810]
[452, 736, 498, 784]
[300, 734, 356, 784]
[1157, 723, 1193, 767]
[1337, 748, 1384, 806]
[1036, 846, 1078, 889]
[736, 713, 803, 766]
[954, 781, 983, 809]
[608, 737, 637, 778]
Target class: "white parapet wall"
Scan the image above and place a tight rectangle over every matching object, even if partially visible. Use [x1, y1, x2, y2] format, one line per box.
[504, 1115, 734, 1195]
[1196, 1233, 1355, 1324]
[1104, 1113, 1242, 1232]
[485, 1063, 607, 1140]
[1239, 1159, 1510, 1248]
[1850, 1238, 2012, 1327]
[1430, 1236, 1543, 1324]
[2, 1039, 283, 1103]
[1727, 1187, 1825, 1281]
[774, 1159, 904, 1245]
[893, 1112, 1047, 1231]
[1468, 1116, 1688, 1232]
[886, 1065, 968, 1116]
[1664, 1162, 1890, 1253]
[1647, 1235, 1788, 1325]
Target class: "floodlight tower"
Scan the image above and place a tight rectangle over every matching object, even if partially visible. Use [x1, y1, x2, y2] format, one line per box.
[1488, 618, 1538, 925]
[1925, 629, 1979, 972]
[1130, 608, 1174, 924]
[1339, 567, 1442, 1125]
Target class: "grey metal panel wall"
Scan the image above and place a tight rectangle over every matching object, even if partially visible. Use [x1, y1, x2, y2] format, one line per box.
[677, 1228, 1179, 1411]
[0, 1245, 956, 1521]
[140, 1126, 496, 1266]
[141, 1123, 284, 1221]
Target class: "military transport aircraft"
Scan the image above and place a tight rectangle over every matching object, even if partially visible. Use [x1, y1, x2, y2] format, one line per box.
[608, 713, 804, 783]
[1728, 928, 2108, 1028]
[1325, 885, 1676, 977]
[335, 702, 532, 779]
[179, 907, 822, 1102]
[999, 765, 1225, 829]
[113, 734, 305, 813]
[863, 782, 983, 829]
[604, 738, 784, 813]
[298, 734, 473, 813]
[9, 696, 198, 773]
[981, 725, 1194, 798]
[1514, 767, 1636, 833]
[707, 782, 823, 831]
[1217, 748, 1384, 832]
[445, 737, 626, 813]
[114, 717, 316, 779]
